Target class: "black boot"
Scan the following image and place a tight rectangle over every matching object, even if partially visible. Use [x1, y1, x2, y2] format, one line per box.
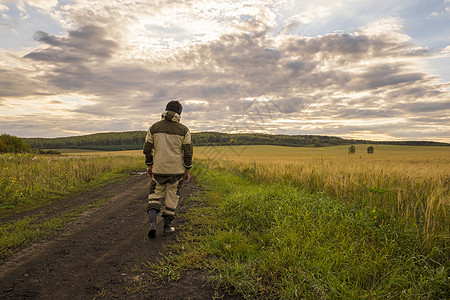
[163, 216, 175, 236]
[148, 209, 157, 238]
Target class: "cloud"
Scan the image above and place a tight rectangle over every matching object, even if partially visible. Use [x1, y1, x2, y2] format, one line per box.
[349, 64, 425, 90]
[26, 0, 59, 11]
[442, 45, 450, 56]
[20, 25, 122, 93]
[0, 0, 58, 11]
[0, 69, 49, 98]
[25, 25, 119, 63]
[429, 0, 450, 17]
[396, 101, 450, 114]
[282, 5, 333, 31]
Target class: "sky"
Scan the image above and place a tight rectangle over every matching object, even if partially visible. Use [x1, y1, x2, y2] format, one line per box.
[0, 0, 449, 142]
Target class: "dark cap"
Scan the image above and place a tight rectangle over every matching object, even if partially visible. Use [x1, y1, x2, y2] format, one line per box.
[165, 100, 183, 115]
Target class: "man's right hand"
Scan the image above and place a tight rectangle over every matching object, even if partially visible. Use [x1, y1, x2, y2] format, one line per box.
[146, 166, 153, 177]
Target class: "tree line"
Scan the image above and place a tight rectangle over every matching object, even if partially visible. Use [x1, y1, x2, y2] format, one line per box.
[20, 131, 449, 151]
[0, 134, 31, 153]
[24, 131, 351, 150]
[0, 134, 61, 154]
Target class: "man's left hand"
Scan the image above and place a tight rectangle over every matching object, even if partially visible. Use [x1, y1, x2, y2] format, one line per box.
[183, 169, 190, 183]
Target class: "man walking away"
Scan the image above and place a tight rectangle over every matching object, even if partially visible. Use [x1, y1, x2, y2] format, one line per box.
[143, 100, 193, 238]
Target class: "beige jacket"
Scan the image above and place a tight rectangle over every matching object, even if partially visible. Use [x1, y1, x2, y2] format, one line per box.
[143, 111, 193, 175]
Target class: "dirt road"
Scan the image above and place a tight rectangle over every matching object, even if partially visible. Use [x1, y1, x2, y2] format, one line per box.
[0, 174, 236, 299]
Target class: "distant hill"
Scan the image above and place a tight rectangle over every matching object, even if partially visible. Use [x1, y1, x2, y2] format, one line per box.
[23, 131, 450, 151]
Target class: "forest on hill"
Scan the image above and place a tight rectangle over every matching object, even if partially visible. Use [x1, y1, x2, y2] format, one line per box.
[22, 131, 450, 151]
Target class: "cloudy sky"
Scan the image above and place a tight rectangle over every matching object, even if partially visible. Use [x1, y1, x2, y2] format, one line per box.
[0, 0, 449, 142]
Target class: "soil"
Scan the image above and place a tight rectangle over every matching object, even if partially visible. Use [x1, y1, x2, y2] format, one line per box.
[0, 174, 243, 300]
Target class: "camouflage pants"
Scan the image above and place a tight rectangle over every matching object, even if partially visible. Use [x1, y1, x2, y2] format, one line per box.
[147, 174, 183, 219]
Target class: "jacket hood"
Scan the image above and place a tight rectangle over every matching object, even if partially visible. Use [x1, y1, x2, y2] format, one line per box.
[162, 110, 181, 122]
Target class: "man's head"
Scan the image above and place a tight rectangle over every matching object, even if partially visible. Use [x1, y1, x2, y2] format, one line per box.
[166, 100, 183, 115]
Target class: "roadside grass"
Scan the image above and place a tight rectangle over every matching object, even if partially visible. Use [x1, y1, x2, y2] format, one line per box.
[145, 161, 449, 299]
[0, 154, 143, 218]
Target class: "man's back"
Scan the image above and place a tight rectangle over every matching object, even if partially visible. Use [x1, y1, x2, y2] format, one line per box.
[144, 110, 193, 176]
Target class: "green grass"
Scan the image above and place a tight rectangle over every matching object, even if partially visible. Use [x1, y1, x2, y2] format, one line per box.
[0, 196, 111, 259]
[145, 162, 449, 299]
[0, 214, 69, 258]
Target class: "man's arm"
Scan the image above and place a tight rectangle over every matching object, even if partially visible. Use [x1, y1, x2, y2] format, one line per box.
[182, 130, 193, 170]
[143, 128, 154, 177]
[182, 129, 193, 182]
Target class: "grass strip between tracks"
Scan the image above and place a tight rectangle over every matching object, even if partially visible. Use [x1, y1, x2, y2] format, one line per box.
[0, 177, 123, 260]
